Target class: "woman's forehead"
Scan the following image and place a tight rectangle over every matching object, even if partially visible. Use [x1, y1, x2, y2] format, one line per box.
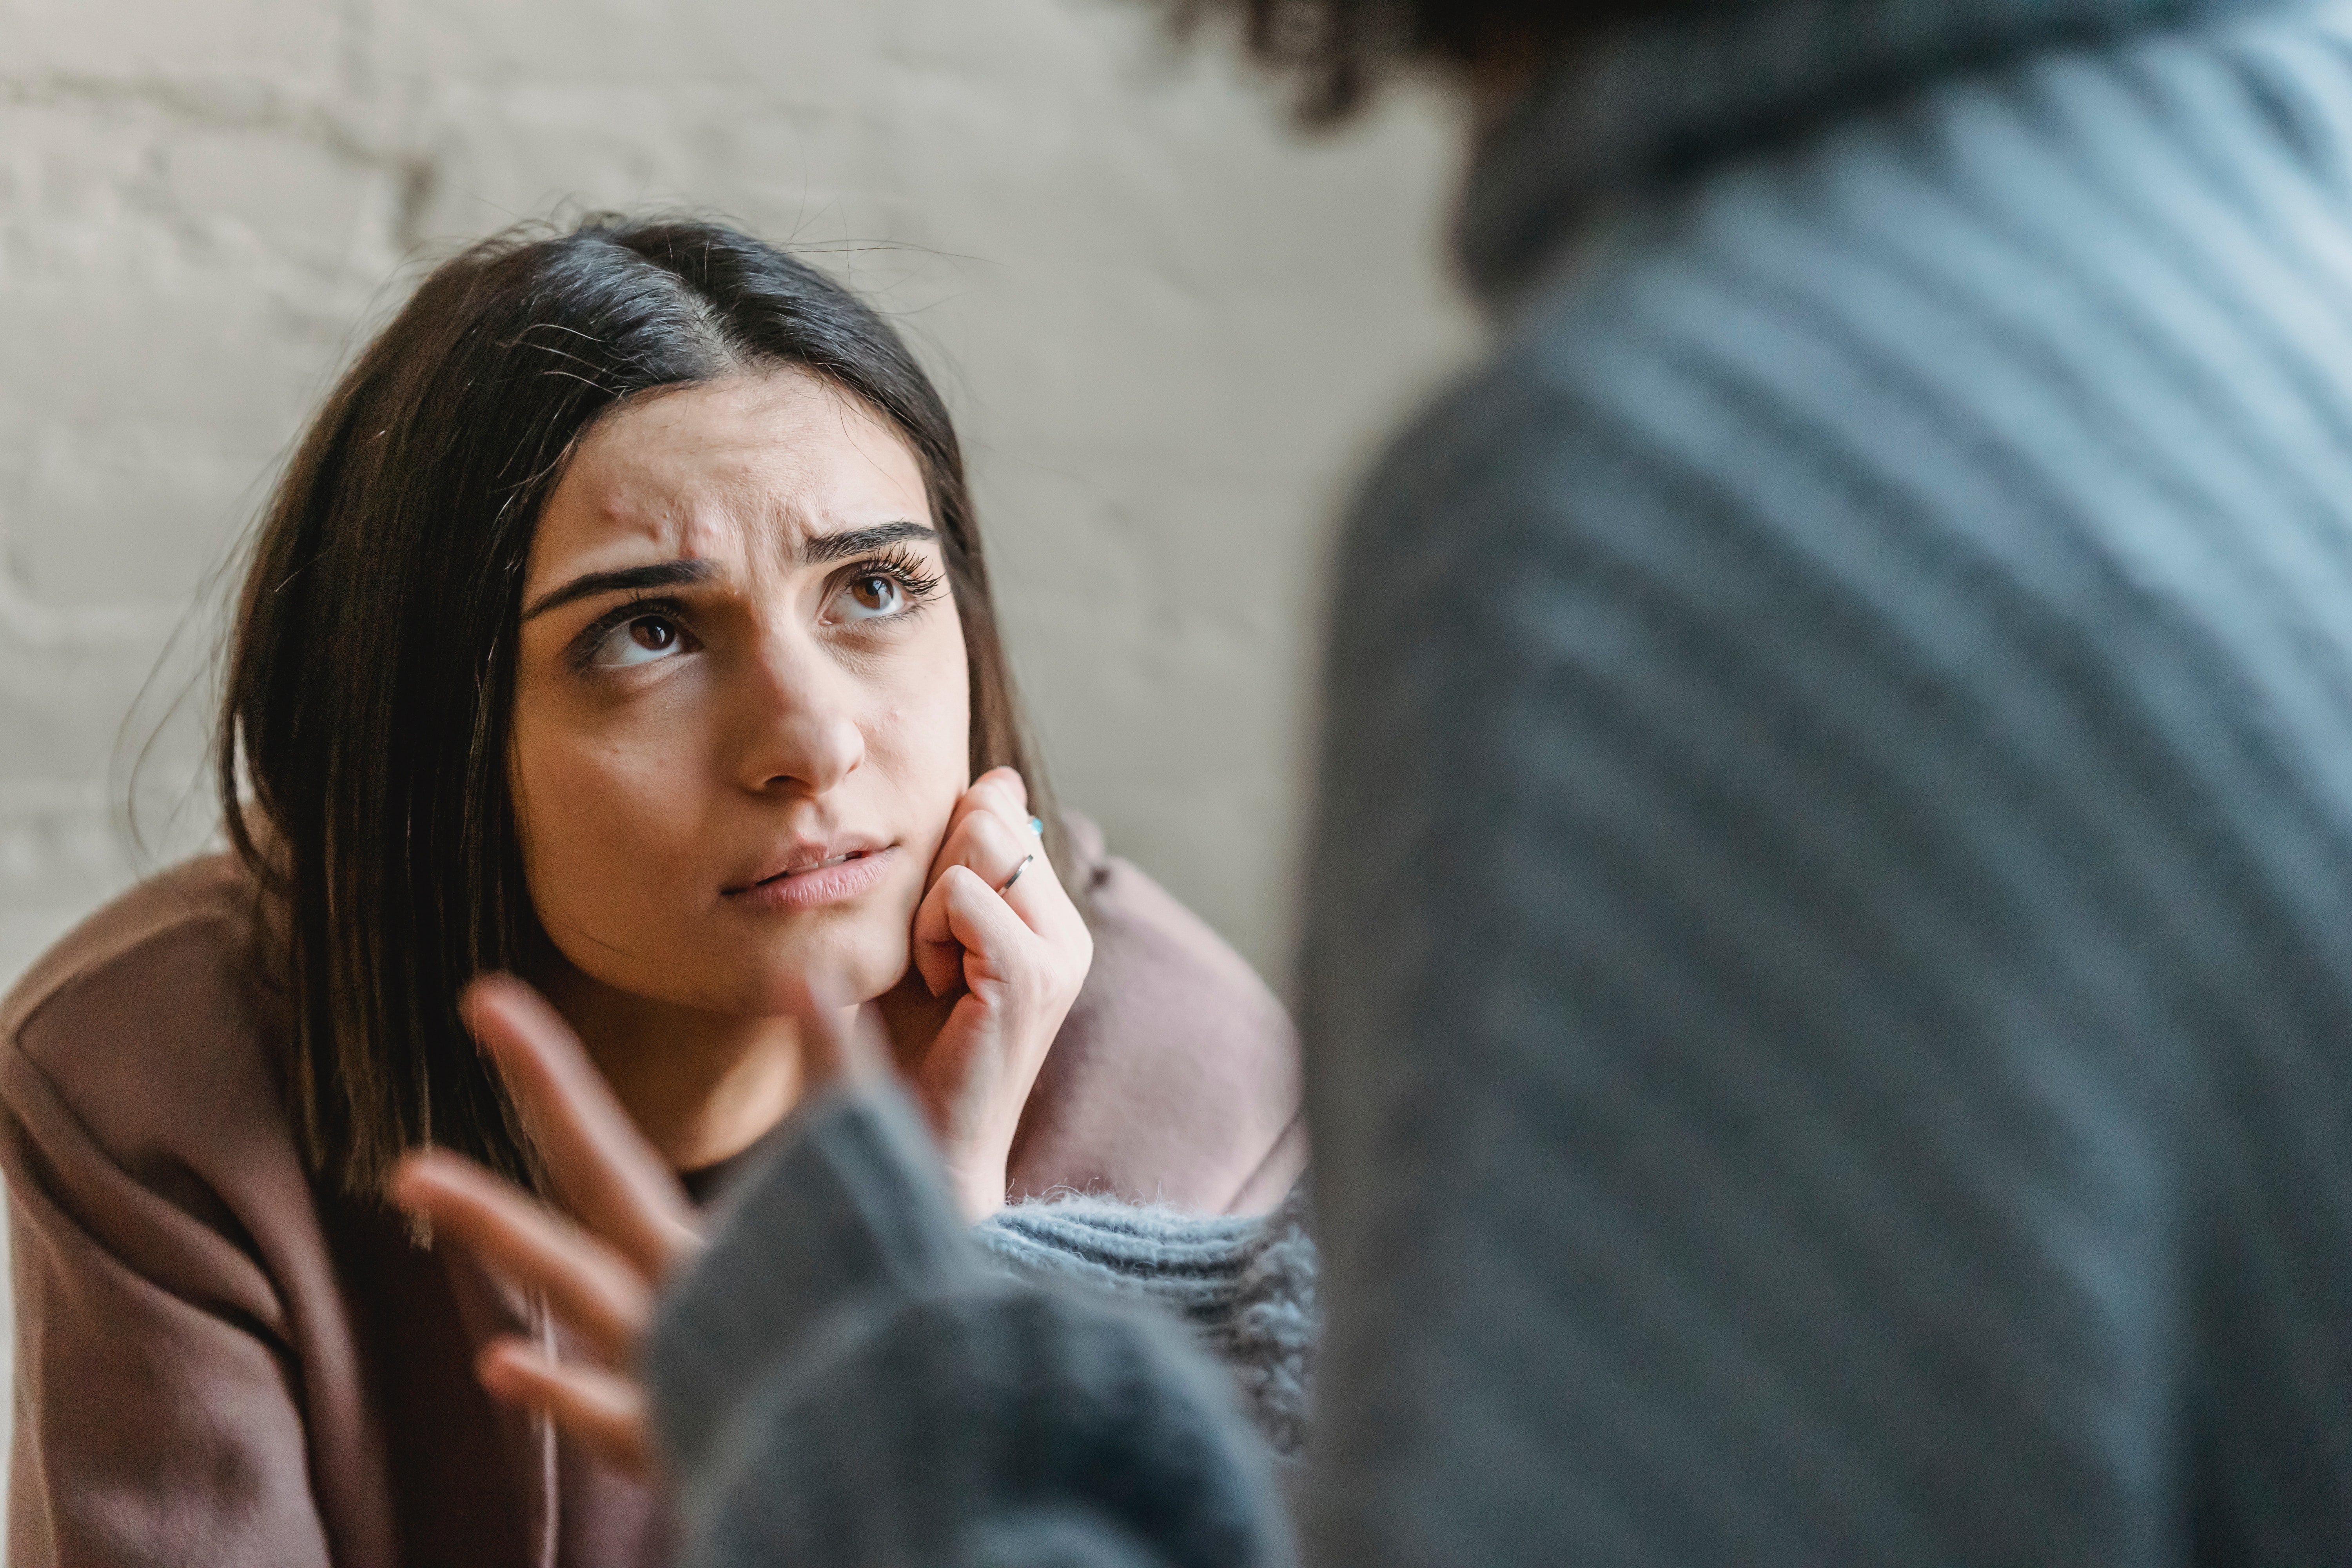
[532, 370, 929, 582]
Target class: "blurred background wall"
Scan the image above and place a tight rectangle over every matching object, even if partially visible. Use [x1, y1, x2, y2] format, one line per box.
[0, 0, 1474, 1000]
[0, 0, 1474, 1467]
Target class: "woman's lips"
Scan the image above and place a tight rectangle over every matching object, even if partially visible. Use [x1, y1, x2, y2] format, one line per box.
[723, 844, 896, 911]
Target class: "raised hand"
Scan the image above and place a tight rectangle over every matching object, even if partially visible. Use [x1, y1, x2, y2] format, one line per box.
[897, 768, 1094, 1220]
[388, 975, 884, 1474]
[386, 773, 1080, 1473]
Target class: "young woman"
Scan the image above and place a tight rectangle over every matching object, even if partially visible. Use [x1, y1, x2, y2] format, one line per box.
[0, 217, 1305, 1568]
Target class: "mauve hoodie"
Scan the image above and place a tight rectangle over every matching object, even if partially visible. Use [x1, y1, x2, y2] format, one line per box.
[0, 814, 1303, 1567]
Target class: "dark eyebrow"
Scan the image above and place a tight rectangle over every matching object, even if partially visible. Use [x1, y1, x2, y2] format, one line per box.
[521, 523, 934, 621]
[798, 520, 936, 566]
[522, 559, 717, 622]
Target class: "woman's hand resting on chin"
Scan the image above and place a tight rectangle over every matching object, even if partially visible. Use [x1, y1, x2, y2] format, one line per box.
[388, 768, 1089, 1475]
[891, 766, 1094, 1220]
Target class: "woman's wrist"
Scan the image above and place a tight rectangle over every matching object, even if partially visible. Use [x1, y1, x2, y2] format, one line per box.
[929, 1102, 1018, 1222]
[946, 1158, 1007, 1224]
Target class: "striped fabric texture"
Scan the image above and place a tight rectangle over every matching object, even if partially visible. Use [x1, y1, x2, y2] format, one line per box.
[646, 1085, 1296, 1568]
[977, 1183, 1319, 1458]
[1301, 0, 2352, 1563]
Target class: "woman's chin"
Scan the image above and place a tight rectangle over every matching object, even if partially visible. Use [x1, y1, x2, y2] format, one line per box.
[550, 912, 913, 1020]
[728, 936, 912, 1017]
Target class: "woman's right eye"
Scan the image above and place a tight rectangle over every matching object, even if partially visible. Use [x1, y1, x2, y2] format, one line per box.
[590, 613, 691, 668]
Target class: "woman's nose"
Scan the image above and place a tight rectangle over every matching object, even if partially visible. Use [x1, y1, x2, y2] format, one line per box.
[735, 646, 866, 797]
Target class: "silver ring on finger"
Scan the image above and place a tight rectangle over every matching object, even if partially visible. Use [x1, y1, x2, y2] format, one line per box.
[996, 853, 1035, 895]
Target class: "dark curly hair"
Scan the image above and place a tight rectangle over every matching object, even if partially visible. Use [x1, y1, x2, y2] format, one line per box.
[1161, 0, 1648, 121]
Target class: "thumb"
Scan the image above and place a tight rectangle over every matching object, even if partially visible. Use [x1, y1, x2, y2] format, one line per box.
[785, 976, 891, 1094]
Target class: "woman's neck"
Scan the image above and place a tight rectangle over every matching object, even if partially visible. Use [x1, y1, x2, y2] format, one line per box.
[534, 964, 804, 1173]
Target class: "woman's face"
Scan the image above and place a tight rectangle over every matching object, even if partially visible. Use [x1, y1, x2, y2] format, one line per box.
[511, 368, 971, 1016]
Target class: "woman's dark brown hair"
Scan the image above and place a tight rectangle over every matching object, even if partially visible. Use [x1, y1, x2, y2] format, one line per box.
[220, 215, 1057, 1199]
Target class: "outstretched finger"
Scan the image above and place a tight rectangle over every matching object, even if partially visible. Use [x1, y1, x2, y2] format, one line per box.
[390, 1149, 651, 1367]
[476, 1338, 652, 1477]
[462, 975, 701, 1282]
[780, 977, 891, 1096]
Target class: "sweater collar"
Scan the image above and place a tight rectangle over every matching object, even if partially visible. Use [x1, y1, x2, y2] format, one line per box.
[1457, 0, 2282, 311]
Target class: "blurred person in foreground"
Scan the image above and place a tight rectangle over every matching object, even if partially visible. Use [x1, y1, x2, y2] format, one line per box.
[400, 0, 2352, 1562]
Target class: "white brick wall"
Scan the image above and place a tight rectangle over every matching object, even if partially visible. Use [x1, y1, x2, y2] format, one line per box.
[0, 0, 1472, 1494]
[0, 0, 1474, 994]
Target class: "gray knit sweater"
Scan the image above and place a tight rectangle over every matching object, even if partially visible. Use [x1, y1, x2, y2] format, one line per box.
[647, 1085, 1304, 1567]
[1305, 1, 2352, 1561]
[652, 0, 2352, 1560]
[975, 1185, 1318, 1460]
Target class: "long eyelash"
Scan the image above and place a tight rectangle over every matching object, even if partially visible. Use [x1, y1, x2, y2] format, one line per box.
[844, 546, 947, 606]
[560, 552, 941, 671]
[565, 595, 689, 672]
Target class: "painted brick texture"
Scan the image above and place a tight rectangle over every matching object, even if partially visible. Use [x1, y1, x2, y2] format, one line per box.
[0, 0, 1472, 1487]
[0, 0, 1472, 996]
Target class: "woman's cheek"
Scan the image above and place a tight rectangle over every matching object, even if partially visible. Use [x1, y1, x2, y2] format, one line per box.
[518, 733, 693, 937]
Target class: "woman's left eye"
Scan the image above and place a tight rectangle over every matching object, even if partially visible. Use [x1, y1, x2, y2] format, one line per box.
[590, 612, 692, 668]
[834, 573, 906, 622]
